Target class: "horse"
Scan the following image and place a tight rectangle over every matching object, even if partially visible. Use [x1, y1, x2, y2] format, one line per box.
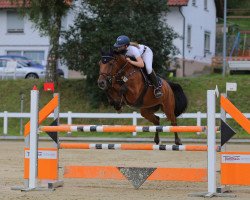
[97, 50, 188, 145]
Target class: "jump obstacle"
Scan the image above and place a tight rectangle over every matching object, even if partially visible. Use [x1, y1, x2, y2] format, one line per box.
[40, 125, 210, 133]
[15, 86, 250, 197]
[59, 143, 221, 151]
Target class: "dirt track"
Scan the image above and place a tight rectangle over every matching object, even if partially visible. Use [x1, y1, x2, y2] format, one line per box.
[1, 141, 250, 200]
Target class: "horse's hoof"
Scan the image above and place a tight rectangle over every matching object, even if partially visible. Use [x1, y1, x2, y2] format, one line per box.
[175, 139, 182, 146]
[116, 109, 122, 113]
[154, 138, 160, 145]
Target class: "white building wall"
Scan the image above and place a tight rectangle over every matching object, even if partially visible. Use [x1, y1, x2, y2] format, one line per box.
[164, 7, 184, 56]
[0, 1, 81, 79]
[165, 0, 216, 65]
[0, 10, 50, 57]
[182, 0, 216, 64]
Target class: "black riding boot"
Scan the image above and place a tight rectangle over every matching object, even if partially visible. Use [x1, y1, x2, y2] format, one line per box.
[148, 70, 163, 98]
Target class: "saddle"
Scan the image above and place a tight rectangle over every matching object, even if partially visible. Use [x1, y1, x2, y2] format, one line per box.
[119, 57, 162, 107]
[128, 56, 162, 87]
[140, 67, 163, 87]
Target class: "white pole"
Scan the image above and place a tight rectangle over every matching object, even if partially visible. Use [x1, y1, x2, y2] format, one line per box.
[207, 90, 216, 195]
[67, 111, 72, 135]
[132, 111, 137, 136]
[222, 0, 227, 76]
[3, 111, 8, 135]
[29, 90, 39, 189]
[54, 93, 59, 146]
[196, 111, 201, 135]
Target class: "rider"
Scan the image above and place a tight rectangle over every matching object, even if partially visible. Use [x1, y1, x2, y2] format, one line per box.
[113, 35, 163, 98]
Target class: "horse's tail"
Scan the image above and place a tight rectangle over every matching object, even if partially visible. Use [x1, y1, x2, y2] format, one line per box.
[167, 81, 188, 117]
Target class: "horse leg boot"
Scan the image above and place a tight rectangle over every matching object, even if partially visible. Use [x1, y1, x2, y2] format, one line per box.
[148, 70, 163, 98]
[172, 122, 182, 145]
[140, 107, 161, 145]
[154, 115, 161, 145]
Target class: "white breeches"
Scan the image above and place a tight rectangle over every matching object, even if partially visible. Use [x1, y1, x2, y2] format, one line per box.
[141, 47, 153, 74]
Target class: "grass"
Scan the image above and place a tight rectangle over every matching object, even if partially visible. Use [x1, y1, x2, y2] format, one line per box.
[228, 19, 250, 32]
[0, 74, 250, 140]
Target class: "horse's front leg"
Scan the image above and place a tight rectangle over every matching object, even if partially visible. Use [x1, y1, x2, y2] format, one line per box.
[154, 115, 160, 145]
[140, 107, 161, 145]
[154, 131, 160, 145]
[162, 100, 182, 145]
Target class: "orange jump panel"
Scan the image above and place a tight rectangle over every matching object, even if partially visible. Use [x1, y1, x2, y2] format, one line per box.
[64, 166, 207, 182]
[220, 95, 250, 134]
[148, 168, 207, 182]
[24, 148, 58, 180]
[64, 166, 125, 179]
[221, 152, 250, 185]
[24, 95, 59, 136]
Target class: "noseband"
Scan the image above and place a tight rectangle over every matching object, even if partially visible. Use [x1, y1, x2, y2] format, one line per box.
[99, 55, 129, 87]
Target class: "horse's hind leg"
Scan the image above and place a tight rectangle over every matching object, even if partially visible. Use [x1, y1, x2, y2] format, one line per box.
[140, 107, 160, 145]
[162, 105, 182, 145]
[172, 122, 182, 145]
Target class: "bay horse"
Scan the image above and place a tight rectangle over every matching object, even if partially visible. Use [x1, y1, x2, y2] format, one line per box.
[97, 50, 188, 145]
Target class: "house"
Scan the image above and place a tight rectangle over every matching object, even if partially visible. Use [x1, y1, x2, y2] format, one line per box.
[0, 0, 79, 78]
[0, 0, 219, 78]
[0, 1, 50, 62]
[165, 0, 218, 76]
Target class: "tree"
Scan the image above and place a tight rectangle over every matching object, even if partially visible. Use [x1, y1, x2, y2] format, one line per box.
[61, 0, 178, 106]
[13, 0, 72, 84]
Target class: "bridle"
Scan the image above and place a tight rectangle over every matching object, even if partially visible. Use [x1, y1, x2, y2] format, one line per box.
[99, 54, 130, 110]
[99, 54, 129, 87]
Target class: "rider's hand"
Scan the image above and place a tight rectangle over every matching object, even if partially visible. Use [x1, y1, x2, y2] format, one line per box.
[126, 57, 131, 63]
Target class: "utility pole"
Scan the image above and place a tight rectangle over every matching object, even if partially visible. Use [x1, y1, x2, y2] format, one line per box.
[222, 0, 227, 76]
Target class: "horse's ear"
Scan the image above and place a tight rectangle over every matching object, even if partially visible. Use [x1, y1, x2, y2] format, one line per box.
[109, 44, 114, 51]
[100, 48, 104, 56]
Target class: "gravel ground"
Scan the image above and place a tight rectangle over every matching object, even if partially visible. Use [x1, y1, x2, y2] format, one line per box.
[1, 141, 250, 200]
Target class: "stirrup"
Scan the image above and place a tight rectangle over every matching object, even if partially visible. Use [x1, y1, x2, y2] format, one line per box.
[154, 88, 163, 98]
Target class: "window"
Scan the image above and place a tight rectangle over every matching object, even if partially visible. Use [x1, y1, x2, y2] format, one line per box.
[204, 31, 211, 55]
[192, 0, 196, 6]
[187, 25, 192, 47]
[6, 50, 45, 64]
[7, 11, 24, 33]
[7, 51, 22, 56]
[204, 0, 208, 10]
[24, 51, 45, 64]
[0, 59, 7, 68]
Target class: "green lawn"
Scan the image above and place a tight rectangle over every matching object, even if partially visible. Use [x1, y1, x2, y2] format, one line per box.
[0, 74, 250, 139]
[228, 19, 250, 32]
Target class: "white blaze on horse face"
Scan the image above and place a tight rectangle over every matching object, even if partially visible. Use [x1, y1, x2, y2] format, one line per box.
[99, 62, 108, 75]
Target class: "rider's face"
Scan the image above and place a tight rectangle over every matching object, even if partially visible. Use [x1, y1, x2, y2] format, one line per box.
[117, 45, 127, 51]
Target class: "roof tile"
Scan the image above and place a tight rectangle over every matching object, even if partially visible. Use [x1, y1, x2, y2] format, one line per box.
[0, 0, 29, 8]
[167, 0, 189, 6]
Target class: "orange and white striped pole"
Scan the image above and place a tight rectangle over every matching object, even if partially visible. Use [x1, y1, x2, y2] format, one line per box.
[40, 125, 213, 133]
[59, 143, 221, 152]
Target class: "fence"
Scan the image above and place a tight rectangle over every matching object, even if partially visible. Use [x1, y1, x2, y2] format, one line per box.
[1, 111, 250, 136]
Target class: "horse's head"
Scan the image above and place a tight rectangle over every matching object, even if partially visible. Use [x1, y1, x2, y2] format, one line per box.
[97, 49, 127, 90]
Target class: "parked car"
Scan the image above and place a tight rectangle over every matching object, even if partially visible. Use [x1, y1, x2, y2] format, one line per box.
[0, 55, 64, 78]
[0, 57, 46, 79]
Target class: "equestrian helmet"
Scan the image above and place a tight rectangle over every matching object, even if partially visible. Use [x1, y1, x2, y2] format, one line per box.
[114, 35, 130, 48]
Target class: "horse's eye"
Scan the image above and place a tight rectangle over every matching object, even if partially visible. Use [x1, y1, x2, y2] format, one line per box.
[102, 59, 108, 64]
